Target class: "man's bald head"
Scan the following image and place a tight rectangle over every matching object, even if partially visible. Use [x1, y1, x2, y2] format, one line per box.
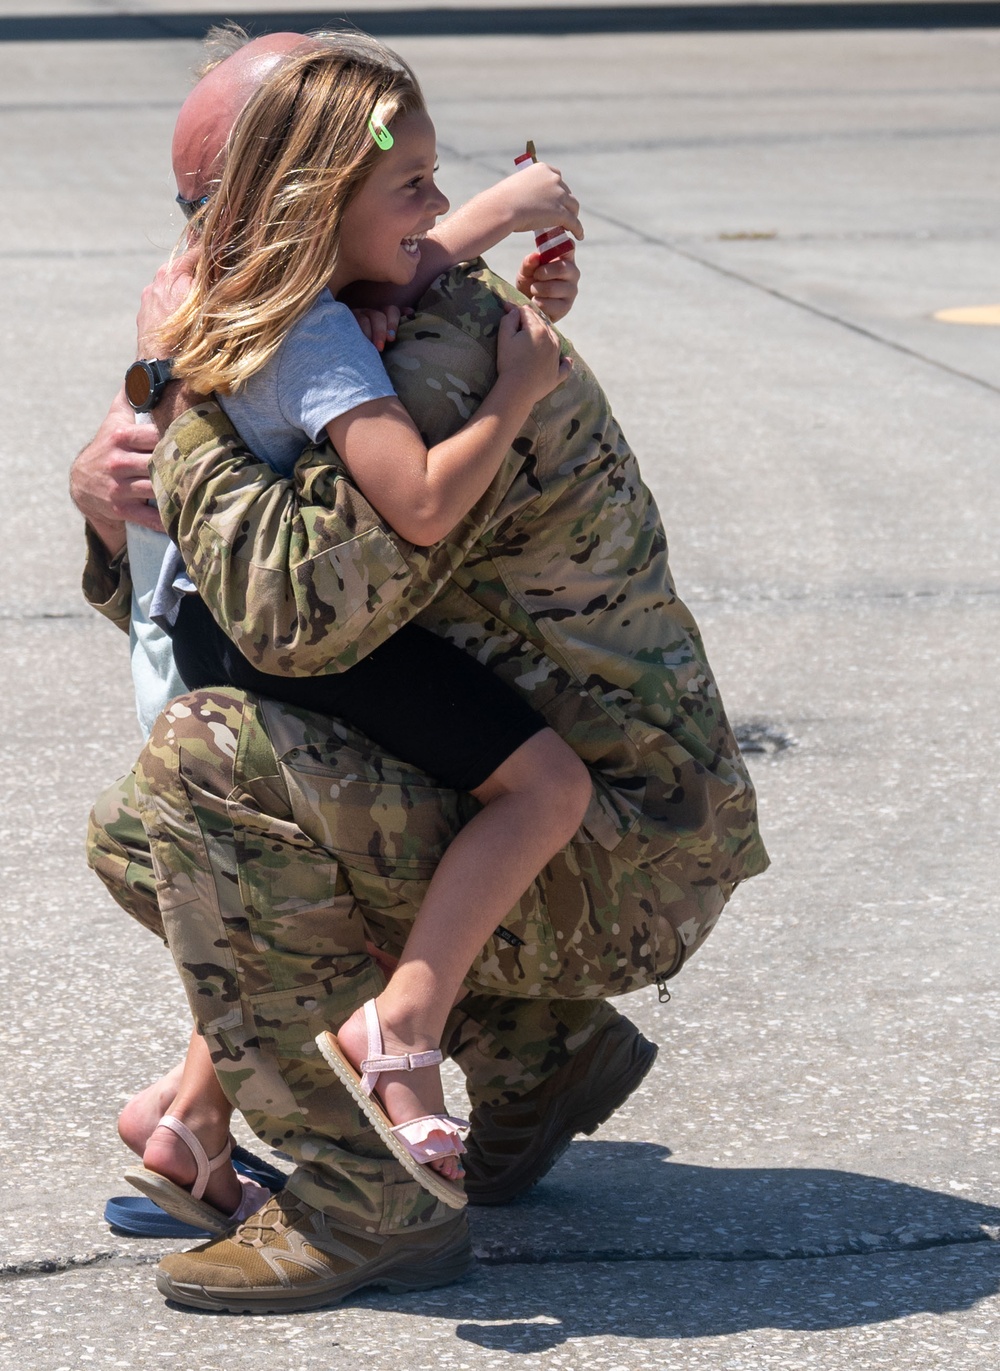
[172, 31, 306, 199]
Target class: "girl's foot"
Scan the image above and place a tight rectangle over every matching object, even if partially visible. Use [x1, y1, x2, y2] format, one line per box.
[335, 1001, 465, 1182]
[141, 1108, 243, 1216]
[117, 1070, 242, 1215]
[116, 1063, 184, 1157]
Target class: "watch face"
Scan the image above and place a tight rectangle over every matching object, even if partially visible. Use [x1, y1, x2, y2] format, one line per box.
[125, 362, 152, 409]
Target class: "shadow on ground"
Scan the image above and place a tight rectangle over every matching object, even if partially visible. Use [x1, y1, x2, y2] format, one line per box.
[471, 1141, 1000, 1259]
[360, 1142, 1000, 1346]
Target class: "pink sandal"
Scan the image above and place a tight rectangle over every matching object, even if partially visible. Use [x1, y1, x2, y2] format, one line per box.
[315, 1000, 469, 1210]
[124, 1115, 271, 1235]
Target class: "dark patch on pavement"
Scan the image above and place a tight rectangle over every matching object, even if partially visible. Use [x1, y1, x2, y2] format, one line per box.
[735, 720, 798, 757]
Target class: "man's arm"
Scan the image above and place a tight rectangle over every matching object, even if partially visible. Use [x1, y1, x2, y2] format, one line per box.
[148, 266, 534, 677]
[150, 399, 516, 678]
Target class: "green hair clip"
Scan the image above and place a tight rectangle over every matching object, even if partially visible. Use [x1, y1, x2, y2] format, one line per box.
[368, 116, 394, 150]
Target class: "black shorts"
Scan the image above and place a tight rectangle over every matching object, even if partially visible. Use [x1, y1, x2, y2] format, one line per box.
[169, 592, 547, 792]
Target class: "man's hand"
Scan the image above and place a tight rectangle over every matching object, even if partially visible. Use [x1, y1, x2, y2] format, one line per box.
[516, 246, 580, 324]
[137, 249, 198, 358]
[69, 389, 161, 554]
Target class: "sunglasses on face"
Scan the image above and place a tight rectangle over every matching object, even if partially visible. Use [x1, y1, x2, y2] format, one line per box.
[175, 192, 210, 221]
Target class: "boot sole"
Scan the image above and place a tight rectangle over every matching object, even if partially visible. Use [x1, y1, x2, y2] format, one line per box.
[466, 1030, 658, 1206]
[155, 1225, 474, 1314]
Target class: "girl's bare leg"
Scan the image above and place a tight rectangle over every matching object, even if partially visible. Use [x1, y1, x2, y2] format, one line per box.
[335, 728, 592, 1179]
[119, 1028, 241, 1214]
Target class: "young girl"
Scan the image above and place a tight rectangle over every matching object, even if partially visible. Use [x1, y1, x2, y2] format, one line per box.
[129, 32, 592, 1216]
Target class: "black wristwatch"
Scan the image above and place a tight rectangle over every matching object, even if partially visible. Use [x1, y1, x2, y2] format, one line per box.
[124, 358, 175, 412]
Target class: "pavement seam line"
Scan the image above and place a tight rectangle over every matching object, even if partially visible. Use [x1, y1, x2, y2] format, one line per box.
[0, 611, 91, 620]
[4, 1225, 997, 1283]
[5, 587, 998, 626]
[616, 223, 1000, 399]
[0, 248, 168, 261]
[687, 587, 1000, 606]
[448, 142, 1000, 400]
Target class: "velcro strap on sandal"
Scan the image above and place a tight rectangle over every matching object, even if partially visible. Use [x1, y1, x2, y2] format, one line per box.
[361, 1049, 443, 1074]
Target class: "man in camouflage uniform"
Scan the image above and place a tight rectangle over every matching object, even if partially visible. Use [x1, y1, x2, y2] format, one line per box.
[77, 37, 767, 1314]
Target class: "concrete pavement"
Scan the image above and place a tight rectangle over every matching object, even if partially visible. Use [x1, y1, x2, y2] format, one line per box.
[1, 6, 998, 1367]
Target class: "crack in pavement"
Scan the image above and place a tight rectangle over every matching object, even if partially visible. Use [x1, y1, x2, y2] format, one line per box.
[477, 1228, 998, 1266]
[476, 1224, 1000, 1265]
[3, 1224, 998, 1282]
[0, 1251, 161, 1281]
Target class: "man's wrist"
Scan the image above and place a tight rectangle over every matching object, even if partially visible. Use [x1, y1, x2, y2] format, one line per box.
[85, 514, 128, 558]
[148, 378, 201, 437]
[125, 358, 175, 412]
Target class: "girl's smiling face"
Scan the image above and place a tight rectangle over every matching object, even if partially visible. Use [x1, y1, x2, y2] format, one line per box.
[332, 108, 450, 293]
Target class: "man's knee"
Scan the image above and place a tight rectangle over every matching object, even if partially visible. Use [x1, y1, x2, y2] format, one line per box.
[86, 770, 164, 939]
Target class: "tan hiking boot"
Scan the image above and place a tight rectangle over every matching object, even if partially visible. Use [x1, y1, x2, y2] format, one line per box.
[155, 1192, 473, 1312]
[463, 1013, 657, 1206]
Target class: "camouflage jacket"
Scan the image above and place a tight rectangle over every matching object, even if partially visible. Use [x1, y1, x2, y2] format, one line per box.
[85, 263, 768, 897]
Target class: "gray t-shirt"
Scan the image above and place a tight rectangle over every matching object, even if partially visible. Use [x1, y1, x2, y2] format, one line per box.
[218, 289, 397, 473]
[149, 291, 396, 634]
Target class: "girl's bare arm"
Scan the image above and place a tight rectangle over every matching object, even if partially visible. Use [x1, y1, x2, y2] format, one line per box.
[344, 162, 582, 315]
[325, 305, 570, 546]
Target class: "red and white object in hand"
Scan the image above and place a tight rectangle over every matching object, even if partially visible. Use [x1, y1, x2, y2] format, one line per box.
[513, 141, 575, 265]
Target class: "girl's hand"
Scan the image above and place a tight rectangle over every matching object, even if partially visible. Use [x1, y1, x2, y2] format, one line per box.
[503, 161, 584, 241]
[516, 246, 580, 323]
[496, 303, 572, 406]
[352, 304, 408, 353]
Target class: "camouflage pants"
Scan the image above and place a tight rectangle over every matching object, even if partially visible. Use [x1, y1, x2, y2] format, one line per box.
[90, 689, 667, 1230]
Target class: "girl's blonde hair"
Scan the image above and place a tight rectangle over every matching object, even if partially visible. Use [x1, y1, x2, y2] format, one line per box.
[159, 32, 425, 394]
